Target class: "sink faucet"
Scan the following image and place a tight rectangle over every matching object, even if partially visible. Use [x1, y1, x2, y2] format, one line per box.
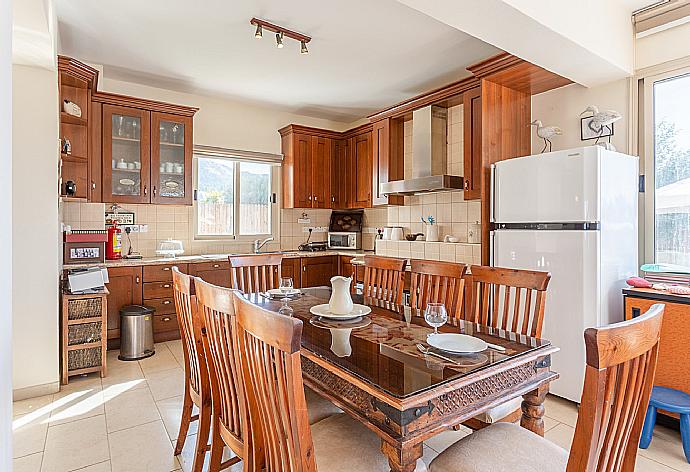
[253, 237, 274, 253]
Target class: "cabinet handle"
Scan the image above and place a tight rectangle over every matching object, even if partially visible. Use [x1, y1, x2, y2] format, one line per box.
[213, 264, 220, 268]
[331, 196, 335, 202]
[163, 267, 170, 271]
[153, 186, 157, 197]
[308, 195, 312, 201]
[91, 181, 96, 190]
[314, 195, 318, 202]
[144, 185, 148, 196]
[303, 266, 306, 272]
[163, 284, 171, 288]
[162, 300, 171, 305]
[162, 317, 171, 322]
[464, 179, 470, 190]
[135, 276, 140, 284]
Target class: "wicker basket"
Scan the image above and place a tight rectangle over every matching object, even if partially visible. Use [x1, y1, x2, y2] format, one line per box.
[67, 297, 102, 320]
[68, 347, 102, 371]
[68, 322, 102, 346]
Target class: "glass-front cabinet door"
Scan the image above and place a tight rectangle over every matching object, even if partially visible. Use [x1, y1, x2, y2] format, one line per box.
[151, 112, 193, 205]
[102, 105, 151, 203]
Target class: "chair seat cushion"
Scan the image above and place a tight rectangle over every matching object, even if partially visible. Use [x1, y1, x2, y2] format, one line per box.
[312, 414, 427, 472]
[305, 386, 343, 425]
[472, 397, 522, 423]
[429, 422, 568, 472]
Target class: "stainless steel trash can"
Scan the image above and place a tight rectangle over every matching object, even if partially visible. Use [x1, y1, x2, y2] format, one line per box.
[118, 305, 155, 361]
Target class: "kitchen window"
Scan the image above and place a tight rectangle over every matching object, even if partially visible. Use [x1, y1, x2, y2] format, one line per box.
[193, 146, 281, 240]
[643, 68, 690, 266]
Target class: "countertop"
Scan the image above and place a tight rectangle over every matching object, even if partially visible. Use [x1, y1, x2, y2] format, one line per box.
[63, 250, 373, 270]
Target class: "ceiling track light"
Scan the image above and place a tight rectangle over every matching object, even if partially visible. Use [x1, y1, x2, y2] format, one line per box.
[250, 17, 311, 55]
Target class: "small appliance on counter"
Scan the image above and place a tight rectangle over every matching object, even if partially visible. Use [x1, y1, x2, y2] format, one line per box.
[328, 210, 363, 250]
[64, 229, 108, 264]
[156, 239, 185, 258]
[299, 241, 328, 252]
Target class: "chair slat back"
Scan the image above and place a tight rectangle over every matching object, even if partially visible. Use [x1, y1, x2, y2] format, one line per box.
[194, 278, 251, 463]
[362, 255, 407, 305]
[233, 295, 316, 472]
[410, 260, 468, 319]
[172, 267, 206, 401]
[228, 254, 283, 294]
[567, 304, 664, 472]
[468, 265, 551, 337]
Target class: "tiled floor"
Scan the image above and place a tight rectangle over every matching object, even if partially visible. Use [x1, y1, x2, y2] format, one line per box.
[11, 340, 690, 471]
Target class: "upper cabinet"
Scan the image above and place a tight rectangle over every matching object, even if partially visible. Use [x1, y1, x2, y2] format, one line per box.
[94, 92, 197, 205]
[371, 118, 404, 206]
[348, 130, 372, 209]
[58, 56, 197, 205]
[463, 87, 482, 201]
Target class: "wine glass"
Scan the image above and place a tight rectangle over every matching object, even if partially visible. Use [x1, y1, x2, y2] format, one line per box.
[424, 303, 448, 336]
[278, 277, 294, 315]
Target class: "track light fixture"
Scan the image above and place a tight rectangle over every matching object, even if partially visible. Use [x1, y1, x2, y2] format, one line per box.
[250, 17, 311, 55]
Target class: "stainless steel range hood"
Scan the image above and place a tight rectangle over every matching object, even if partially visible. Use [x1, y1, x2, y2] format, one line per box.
[380, 105, 463, 196]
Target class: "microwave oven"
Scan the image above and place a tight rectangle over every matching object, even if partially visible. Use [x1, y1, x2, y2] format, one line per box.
[327, 232, 361, 250]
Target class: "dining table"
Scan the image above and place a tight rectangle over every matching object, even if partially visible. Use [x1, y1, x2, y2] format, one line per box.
[248, 287, 559, 472]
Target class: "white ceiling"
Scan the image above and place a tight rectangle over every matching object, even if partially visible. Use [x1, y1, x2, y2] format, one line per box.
[55, 0, 499, 122]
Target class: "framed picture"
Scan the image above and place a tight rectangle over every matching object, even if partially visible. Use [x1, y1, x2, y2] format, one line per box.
[581, 117, 614, 141]
[105, 211, 135, 225]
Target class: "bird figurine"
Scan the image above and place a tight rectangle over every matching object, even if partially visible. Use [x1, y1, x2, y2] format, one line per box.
[530, 120, 562, 153]
[580, 105, 621, 150]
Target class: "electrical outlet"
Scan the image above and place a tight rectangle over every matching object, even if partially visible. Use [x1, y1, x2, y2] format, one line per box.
[139, 224, 148, 233]
[302, 226, 314, 233]
[298, 218, 311, 224]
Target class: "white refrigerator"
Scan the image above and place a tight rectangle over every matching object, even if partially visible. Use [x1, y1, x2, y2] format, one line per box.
[491, 146, 639, 402]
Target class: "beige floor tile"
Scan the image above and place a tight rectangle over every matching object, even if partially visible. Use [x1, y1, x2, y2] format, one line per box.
[421, 445, 438, 468]
[544, 394, 579, 427]
[424, 427, 472, 454]
[175, 433, 242, 472]
[544, 415, 560, 432]
[639, 424, 690, 471]
[146, 367, 185, 401]
[49, 390, 105, 426]
[164, 340, 185, 365]
[140, 346, 180, 376]
[157, 395, 198, 441]
[13, 412, 49, 459]
[636, 455, 682, 471]
[54, 373, 102, 399]
[13, 394, 55, 417]
[109, 420, 180, 472]
[41, 415, 109, 472]
[101, 357, 147, 392]
[104, 387, 161, 433]
[73, 461, 112, 471]
[544, 423, 575, 452]
[13, 452, 42, 472]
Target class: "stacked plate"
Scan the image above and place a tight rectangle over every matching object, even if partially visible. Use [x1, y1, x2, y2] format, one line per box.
[309, 304, 371, 321]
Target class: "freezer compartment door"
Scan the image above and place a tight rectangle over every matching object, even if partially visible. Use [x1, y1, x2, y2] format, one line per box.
[493, 229, 600, 402]
[493, 147, 600, 223]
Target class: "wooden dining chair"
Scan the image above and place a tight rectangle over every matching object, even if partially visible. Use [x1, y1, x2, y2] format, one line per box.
[232, 294, 423, 472]
[228, 254, 283, 294]
[171, 267, 212, 472]
[194, 277, 252, 472]
[409, 260, 468, 319]
[429, 303, 664, 472]
[461, 265, 551, 430]
[361, 255, 407, 305]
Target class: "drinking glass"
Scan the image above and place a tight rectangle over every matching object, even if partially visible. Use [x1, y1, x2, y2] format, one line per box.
[424, 303, 448, 336]
[278, 277, 294, 315]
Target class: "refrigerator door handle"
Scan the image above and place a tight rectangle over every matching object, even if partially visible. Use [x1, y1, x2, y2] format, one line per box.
[490, 164, 496, 223]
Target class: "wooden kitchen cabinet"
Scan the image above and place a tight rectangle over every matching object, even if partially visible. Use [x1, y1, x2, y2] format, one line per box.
[281, 258, 302, 288]
[151, 112, 193, 205]
[300, 256, 337, 288]
[189, 261, 231, 288]
[348, 131, 373, 208]
[104, 266, 142, 349]
[142, 263, 187, 342]
[331, 139, 347, 208]
[311, 136, 332, 209]
[463, 86, 482, 201]
[371, 119, 404, 206]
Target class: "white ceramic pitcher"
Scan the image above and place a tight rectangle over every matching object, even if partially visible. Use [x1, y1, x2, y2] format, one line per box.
[329, 276, 354, 315]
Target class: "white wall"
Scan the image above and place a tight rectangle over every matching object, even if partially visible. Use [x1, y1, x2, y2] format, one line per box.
[530, 79, 630, 154]
[0, 0, 12, 466]
[12, 64, 60, 397]
[100, 77, 353, 155]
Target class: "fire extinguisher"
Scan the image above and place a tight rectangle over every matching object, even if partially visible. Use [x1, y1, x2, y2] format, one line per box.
[106, 222, 122, 260]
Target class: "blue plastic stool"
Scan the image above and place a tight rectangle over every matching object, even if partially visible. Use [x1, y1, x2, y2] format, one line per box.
[640, 386, 690, 463]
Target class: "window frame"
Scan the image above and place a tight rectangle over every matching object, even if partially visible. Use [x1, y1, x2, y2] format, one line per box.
[641, 64, 690, 264]
[192, 146, 281, 242]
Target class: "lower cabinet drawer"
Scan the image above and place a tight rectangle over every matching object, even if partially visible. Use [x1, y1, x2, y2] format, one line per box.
[143, 282, 174, 299]
[153, 313, 179, 334]
[145, 297, 176, 315]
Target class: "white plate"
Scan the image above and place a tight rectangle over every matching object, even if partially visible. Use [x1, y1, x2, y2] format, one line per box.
[427, 333, 488, 354]
[309, 303, 372, 320]
[266, 288, 301, 297]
